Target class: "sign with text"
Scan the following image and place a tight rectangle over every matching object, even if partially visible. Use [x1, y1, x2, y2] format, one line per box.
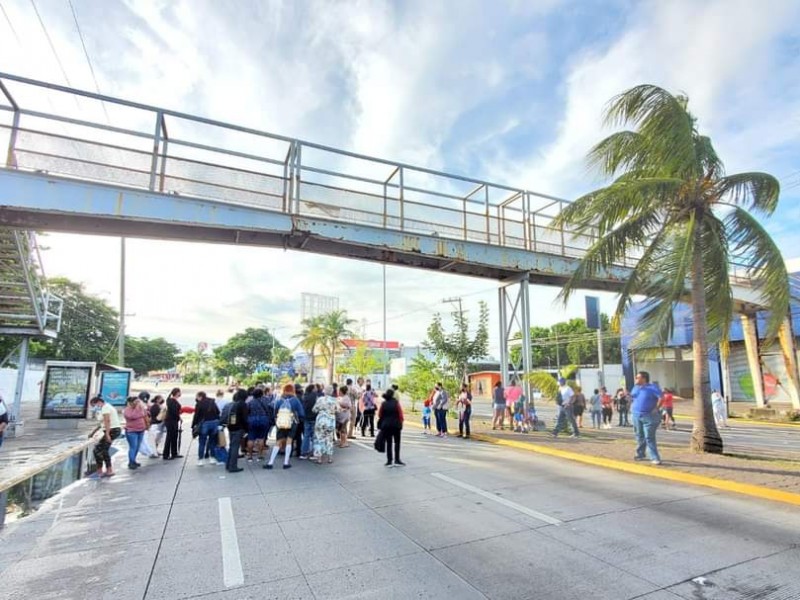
[98, 370, 132, 407]
[40, 362, 95, 419]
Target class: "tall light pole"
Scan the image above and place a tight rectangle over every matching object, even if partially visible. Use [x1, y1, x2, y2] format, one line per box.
[118, 237, 125, 366]
[382, 264, 387, 390]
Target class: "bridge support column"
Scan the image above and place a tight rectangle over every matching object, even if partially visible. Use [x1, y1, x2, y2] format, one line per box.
[740, 313, 765, 408]
[9, 336, 29, 437]
[498, 274, 532, 409]
[778, 317, 800, 410]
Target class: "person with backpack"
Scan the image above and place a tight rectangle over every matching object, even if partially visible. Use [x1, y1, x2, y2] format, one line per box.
[245, 388, 272, 463]
[264, 383, 305, 470]
[223, 389, 248, 473]
[360, 384, 378, 437]
[433, 382, 449, 438]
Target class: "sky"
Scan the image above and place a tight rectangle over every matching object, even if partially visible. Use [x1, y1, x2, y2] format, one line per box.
[0, 0, 799, 357]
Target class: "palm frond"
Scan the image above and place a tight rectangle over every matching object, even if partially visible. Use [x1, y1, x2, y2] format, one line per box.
[724, 207, 790, 337]
[699, 214, 733, 345]
[693, 135, 724, 179]
[602, 84, 697, 177]
[714, 172, 780, 216]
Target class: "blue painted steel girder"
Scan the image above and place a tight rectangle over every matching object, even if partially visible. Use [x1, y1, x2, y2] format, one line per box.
[0, 168, 632, 291]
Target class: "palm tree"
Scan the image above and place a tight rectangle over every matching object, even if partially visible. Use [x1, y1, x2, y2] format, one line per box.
[177, 349, 208, 377]
[555, 84, 789, 454]
[320, 309, 357, 384]
[293, 316, 327, 384]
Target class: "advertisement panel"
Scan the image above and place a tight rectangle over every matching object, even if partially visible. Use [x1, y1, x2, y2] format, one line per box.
[40, 362, 95, 419]
[98, 370, 132, 407]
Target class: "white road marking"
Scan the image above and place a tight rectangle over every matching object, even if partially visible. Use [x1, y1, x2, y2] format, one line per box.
[430, 472, 562, 526]
[218, 497, 244, 587]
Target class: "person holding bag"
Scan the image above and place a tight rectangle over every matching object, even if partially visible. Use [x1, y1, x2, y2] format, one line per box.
[192, 391, 220, 466]
[377, 388, 404, 467]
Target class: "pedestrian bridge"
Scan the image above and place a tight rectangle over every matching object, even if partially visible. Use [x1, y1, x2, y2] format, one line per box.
[2, 72, 793, 406]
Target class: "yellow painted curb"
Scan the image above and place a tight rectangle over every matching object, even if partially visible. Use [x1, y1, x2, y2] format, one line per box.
[468, 433, 800, 506]
[403, 420, 800, 507]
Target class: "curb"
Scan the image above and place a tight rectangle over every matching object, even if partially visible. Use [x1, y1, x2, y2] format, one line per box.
[0, 438, 94, 493]
[404, 421, 800, 507]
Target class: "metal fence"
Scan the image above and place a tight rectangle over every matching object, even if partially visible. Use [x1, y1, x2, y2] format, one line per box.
[0, 72, 649, 269]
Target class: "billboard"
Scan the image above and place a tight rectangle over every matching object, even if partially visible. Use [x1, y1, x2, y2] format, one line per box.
[98, 370, 133, 407]
[585, 296, 600, 330]
[40, 362, 95, 419]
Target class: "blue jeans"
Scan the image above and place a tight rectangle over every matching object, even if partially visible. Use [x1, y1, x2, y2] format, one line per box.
[591, 409, 602, 428]
[227, 429, 243, 471]
[301, 419, 315, 456]
[552, 405, 579, 437]
[126, 430, 144, 466]
[435, 409, 448, 434]
[632, 411, 660, 461]
[198, 419, 219, 459]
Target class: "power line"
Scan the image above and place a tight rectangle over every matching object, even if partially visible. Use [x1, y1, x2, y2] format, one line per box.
[66, 0, 110, 123]
[0, 1, 22, 44]
[29, 0, 73, 87]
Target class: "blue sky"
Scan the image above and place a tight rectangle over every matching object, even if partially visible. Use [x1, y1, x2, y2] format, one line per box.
[0, 0, 798, 355]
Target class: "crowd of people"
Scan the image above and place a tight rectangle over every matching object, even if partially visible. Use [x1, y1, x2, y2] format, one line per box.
[87, 377, 408, 477]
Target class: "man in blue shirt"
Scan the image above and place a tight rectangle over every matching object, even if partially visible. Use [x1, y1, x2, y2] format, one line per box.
[630, 371, 662, 465]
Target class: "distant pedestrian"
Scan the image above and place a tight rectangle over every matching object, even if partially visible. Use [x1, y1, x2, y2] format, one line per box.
[377, 388, 404, 467]
[551, 378, 579, 438]
[292, 383, 305, 458]
[432, 383, 449, 437]
[615, 389, 630, 426]
[456, 383, 472, 438]
[600, 387, 613, 428]
[215, 389, 230, 414]
[422, 396, 433, 433]
[312, 385, 338, 465]
[658, 388, 676, 430]
[245, 388, 272, 462]
[347, 377, 362, 440]
[504, 379, 522, 428]
[123, 396, 149, 470]
[360, 384, 377, 437]
[573, 386, 586, 428]
[162, 388, 183, 461]
[88, 396, 122, 477]
[630, 371, 662, 465]
[301, 384, 318, 459]
[589, 389, 602, 429]
[0, 394, 9, 449]
[336, 386, 352, 448]
[148, 395, 165, 454]
[492, 381, 505, 430]
[711, 389, 728, 428]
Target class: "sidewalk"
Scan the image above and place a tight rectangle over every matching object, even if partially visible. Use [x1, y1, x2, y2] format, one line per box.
[403, 401, 800, 505]
[0, 401, 96, 494]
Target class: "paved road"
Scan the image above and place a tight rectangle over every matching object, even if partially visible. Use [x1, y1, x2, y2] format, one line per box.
[467, 400, 800, 459]
[1, 425, 798, 599]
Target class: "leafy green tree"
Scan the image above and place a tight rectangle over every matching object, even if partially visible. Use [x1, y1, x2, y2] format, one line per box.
[320, 310, 356, 383]
[124, 337, 180, 376]
[394, 354, 442, 413]
[555, 85, 789, 453]
[424, 301, 489, 383]
[272, 346, 292, 366]
[178, 348, 208, 377]
[293, 316, 327, 384]
[215, 327, 286, 376]
[338, 341, 382, 379]
[27, 277, 119, 362]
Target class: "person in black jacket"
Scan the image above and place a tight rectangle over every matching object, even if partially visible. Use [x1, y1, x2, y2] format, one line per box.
[192, 391, 220, 467]
[225, 389, 248, 473]
[162, 387, 183, 460]
[300, 384, 318, 459]
[377, 389, 405, 467]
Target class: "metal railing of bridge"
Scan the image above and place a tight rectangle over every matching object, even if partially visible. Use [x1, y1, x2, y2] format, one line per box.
[0, 72, 643, 269]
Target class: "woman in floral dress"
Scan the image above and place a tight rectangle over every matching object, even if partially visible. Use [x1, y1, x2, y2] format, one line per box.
[312, 384, 338, 464]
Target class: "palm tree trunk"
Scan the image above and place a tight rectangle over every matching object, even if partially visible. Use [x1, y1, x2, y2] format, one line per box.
[309, 348, 315, 384]
[689, 226, 724, 454]
[328, 343, 335, 385]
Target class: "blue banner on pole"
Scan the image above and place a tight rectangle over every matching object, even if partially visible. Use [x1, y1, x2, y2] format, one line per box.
[585, 296, 600, 330]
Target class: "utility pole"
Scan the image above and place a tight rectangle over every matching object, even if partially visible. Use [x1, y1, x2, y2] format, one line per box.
[118, 237, 125, 367]
[443, 296, 467, 383]
[597, 321, 605, 389]
[382, 265, 387, 390]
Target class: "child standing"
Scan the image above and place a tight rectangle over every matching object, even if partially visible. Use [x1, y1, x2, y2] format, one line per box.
[422, 397, 433, 433]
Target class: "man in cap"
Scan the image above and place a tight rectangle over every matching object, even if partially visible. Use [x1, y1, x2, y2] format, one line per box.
[551, 377, 579, 438]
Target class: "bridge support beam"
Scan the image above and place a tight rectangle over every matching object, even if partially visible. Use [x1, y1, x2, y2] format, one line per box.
[498, 275, 532, 409]
[740, 313, 765, 408]
[778, 317, 800, 410]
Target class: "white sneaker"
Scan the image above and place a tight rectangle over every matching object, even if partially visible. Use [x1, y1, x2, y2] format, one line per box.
[197, 459, 205, 467]
[208, 458, 217, 465]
